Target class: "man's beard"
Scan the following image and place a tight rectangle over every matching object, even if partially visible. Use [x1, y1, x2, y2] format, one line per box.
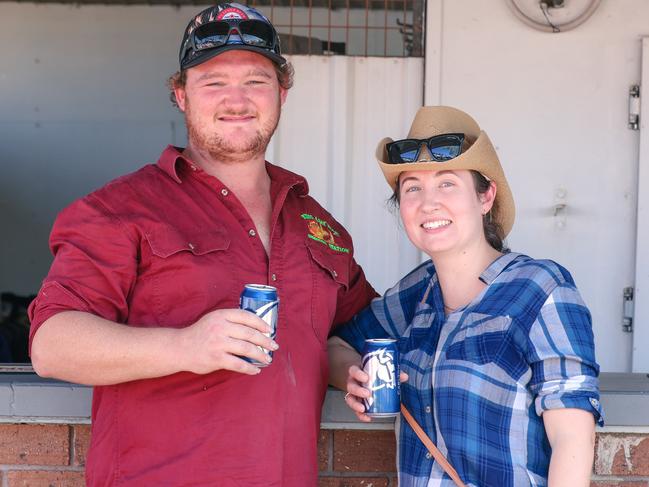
[185, 99, 281, 164]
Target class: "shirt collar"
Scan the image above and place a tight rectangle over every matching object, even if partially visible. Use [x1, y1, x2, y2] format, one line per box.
[479, 251, 522, 284]
[156, 145, 309, 196]
[157, 145, 187, 184]
[265, 161, 309, 196]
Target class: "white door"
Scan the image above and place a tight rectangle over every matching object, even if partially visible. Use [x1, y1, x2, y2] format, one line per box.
[424, 0, 646, 372]
[632, 38, 649, 373]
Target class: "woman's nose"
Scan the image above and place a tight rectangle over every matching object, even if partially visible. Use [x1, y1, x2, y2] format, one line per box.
[421, 188, 441, 212]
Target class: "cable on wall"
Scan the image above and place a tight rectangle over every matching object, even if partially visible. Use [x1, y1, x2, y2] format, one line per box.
[505, 0, 601, 33]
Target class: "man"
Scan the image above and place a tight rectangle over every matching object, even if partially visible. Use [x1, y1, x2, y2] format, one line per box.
[28, 4, 376, 485]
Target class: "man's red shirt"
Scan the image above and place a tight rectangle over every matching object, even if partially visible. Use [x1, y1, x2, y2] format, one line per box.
[29, 146, 376, 486]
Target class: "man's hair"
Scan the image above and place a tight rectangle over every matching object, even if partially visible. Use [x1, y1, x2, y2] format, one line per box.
[167, 61, 295, 108]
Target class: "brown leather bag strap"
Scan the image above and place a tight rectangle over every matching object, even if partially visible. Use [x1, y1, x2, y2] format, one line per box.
[400, 404, 467, 487]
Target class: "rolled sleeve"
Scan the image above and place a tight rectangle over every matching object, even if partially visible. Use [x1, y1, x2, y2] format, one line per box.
[28, 194, 138, 350]
[527, 284, 604, 426]
[333, 303, 388, 353]
[333, 262, 433, 353]
[534, 375, 604, 426]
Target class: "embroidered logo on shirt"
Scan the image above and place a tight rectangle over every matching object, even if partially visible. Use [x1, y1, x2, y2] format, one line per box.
[301, 213, 350, 253]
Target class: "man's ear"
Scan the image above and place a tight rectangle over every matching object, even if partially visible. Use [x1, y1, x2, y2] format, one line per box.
[174, 86, 187, 112]
[279, 87, 288, 106]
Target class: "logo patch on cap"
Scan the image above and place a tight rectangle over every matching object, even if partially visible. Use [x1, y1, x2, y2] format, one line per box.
[217, 7, 249, 20]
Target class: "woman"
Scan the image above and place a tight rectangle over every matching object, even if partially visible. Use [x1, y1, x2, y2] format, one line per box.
[328, 106, 602, 487]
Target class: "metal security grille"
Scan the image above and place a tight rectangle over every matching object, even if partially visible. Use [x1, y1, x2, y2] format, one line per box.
[250, 0, 425, 57]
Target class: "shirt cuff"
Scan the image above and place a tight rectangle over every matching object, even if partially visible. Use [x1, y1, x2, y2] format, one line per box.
[28, 281, 92, 351]
[331, 324, 365, 354]
[535, 387, 604, 426]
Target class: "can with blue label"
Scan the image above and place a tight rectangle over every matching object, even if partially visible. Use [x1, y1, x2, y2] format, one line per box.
[361, 338, 400, 417]
[239, 284, 279, 367]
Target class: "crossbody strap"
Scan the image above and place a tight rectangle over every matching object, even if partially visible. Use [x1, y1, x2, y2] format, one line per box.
[400, 404, 467, 487]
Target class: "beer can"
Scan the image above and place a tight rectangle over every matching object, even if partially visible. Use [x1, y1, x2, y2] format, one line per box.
[361, 338, 400, 417]
[239, 284, 279, 367]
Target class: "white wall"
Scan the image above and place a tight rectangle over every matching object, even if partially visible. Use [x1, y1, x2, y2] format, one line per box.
[270, 56, 424, 291]
[0, 4, 189, 295]
[425, 0, 649, 372]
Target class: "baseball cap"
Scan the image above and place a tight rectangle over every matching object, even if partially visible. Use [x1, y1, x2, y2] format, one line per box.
[179, 3, 286, 70]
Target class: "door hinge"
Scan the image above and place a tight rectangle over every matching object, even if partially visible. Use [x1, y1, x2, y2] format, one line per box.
[629, 85, 640, 130]
[622, 286, 634, 333]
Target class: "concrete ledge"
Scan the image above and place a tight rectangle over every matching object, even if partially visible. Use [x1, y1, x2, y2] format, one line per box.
[599, 372, 649, 427]
[0, 372, 647, 428]
[0, 374, 92, 423]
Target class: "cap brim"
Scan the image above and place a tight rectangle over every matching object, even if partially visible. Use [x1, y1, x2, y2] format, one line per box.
[181, 44, 287, 70]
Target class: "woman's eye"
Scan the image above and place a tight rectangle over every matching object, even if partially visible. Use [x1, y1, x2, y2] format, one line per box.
[404, 185, 421, 193]
[439, 181, 455, 188]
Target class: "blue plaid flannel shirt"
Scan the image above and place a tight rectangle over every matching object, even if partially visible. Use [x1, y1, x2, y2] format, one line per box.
[334, 252, 603, 487]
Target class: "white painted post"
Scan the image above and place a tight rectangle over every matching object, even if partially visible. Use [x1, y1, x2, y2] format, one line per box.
[632, 38, 649, 372]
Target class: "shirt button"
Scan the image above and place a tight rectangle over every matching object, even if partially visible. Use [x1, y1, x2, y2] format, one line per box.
[425, 406, 431, 413]
[188, 243, 195, 250]
[425, 452, 432, 460]
[271, 273, 277, 281]
[248, 229, 256, 237]
[221, 189, 229, 196]
[332, 270, 338, 278]
[190, 165, 197, 171]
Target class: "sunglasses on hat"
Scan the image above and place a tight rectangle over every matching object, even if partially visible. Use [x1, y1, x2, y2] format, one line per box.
[386, 133, 465, 164]
[180, 19, 279, 69]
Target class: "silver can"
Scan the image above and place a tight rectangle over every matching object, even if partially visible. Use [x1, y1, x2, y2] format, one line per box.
[361, 338, 400, 417]
[239, 284, 279, 367]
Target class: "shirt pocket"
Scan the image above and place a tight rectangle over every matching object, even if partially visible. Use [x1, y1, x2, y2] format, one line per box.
[445, 314, 511, 366]
[145, 227, 230, 257]
[306, 241, 350, 347]
[139, 226, 232, 326]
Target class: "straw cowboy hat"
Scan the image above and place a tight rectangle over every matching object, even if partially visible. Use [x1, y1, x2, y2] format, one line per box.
[376, 105, 516, 236]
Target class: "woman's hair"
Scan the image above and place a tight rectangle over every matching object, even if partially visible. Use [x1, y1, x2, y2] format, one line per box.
[470, 171, 506, 252]
[387, 170, 507, 252]
[166, 61, 295, 108]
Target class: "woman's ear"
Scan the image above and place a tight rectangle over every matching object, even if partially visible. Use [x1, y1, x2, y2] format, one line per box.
[480, 181, 497, 214]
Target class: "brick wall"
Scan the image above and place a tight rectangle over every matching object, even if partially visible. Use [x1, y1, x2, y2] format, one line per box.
[0, 424, 88, 486]
[319, 430, 398, 486]
[0, 425, 647, 486]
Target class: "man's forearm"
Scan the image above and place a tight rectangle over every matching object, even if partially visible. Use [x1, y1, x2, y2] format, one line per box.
[31, 311, 185, 386]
